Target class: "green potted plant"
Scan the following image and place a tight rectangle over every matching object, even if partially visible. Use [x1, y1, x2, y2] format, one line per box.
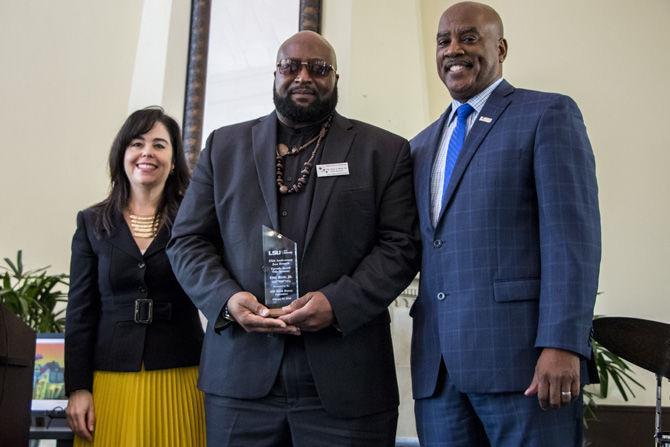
[0, 250, 68, 332]
[583, 333, 645, 426]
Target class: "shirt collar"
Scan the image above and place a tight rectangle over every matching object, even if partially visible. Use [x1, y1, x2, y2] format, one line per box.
[450, 77, 504, 118]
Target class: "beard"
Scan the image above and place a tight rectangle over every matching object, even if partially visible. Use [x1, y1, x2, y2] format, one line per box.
[273, 84, 338, 125]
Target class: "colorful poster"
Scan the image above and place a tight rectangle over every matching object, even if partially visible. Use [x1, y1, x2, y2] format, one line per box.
[33, 338, 65, 400]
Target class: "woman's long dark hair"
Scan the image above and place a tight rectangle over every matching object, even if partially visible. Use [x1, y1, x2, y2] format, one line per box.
[93, 107, 190, 236]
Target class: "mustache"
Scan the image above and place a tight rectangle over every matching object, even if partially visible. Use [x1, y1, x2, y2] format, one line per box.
[288, 85, 317, 95]
[443, 58, 473, 69]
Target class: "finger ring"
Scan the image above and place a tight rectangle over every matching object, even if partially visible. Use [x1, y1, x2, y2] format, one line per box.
[561, 391, 571, 397]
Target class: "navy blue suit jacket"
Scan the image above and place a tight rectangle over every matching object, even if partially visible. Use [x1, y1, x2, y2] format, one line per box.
[410, 80, 601, 398]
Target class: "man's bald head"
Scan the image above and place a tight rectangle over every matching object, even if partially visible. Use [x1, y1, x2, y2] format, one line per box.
[442, 2, 504, 40]
[276, 31, 337, 70]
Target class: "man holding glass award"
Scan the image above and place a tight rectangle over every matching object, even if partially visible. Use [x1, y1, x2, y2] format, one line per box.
[167, 31, 420, 446]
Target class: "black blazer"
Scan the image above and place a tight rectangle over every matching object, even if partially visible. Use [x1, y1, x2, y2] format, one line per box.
[167, 112, 420, 418]
[64, 208, 204, 395]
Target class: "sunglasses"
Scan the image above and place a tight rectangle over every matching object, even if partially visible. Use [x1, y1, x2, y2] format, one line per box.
[276, 58, 335, 77]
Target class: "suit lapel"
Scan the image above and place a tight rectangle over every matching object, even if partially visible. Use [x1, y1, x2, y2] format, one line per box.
[303, 113, 355, 255]
[252, 113, 280, 230]
[106, 211, 143, 260]
[437, 80, 515, 223]
[143, 223, 170, 258]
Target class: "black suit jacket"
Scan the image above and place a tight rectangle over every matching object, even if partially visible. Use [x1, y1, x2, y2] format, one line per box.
[64, 209, 204, 395]
[167, 111, 420, 418]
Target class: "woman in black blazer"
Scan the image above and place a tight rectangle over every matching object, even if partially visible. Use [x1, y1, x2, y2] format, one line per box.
[64, 108, 205, 446]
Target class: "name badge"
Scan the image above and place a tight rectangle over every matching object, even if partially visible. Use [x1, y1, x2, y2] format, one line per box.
[316, 162, 350, 177]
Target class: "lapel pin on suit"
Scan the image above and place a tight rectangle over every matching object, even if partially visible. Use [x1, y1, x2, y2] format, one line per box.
[478, 116, 493, 123]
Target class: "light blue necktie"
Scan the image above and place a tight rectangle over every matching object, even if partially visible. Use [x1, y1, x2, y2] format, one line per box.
[442, 103, 475, 209]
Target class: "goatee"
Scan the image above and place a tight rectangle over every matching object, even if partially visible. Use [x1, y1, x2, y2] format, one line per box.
[273, 85, 338, 125]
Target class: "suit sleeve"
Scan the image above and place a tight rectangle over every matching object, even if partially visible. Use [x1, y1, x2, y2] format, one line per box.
[64, 211, 100, 395]
[167, 134, 242, 328]
[533, 95, 601, 358]
[321, 140, 421, 335]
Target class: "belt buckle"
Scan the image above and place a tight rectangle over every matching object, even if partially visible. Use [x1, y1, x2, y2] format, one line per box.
[134, 298, 153, 324]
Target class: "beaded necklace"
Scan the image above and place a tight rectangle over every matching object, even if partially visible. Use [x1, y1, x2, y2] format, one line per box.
[275, 115, 333, 194]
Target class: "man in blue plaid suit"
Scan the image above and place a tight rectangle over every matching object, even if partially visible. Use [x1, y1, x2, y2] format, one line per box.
[409, 2, 601, 446]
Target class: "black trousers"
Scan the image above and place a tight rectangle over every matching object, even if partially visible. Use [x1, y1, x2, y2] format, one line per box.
[205, 337, 398, 447]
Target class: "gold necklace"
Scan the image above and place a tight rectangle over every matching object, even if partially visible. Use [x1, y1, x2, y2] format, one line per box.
[128, 213, 160, 238]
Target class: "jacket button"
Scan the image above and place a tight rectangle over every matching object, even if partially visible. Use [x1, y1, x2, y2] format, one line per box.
[433, 240, 443, 248]
[138, 262, 146, 269]
[437, 292, 446, 300]
[138, 286, 147, 294]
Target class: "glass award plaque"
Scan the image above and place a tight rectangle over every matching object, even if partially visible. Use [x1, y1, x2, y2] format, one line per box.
[262, 225, 299, 316]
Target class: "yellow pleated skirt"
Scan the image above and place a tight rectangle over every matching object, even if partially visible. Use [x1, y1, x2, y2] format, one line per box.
[74, 366, 205, 447]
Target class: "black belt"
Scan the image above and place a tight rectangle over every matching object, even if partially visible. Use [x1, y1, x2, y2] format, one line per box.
[0, 355, 32, 367]
[103, 299, 172, 324]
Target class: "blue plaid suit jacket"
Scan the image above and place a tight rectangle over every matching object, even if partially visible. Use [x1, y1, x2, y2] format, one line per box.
[409, 80, 601, 399]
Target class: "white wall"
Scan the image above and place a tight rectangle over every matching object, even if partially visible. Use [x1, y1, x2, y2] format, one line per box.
[0, 0, 189, 276]
[323, 0, 430, 137]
